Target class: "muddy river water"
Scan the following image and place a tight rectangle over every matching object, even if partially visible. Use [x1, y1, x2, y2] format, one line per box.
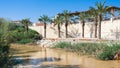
[14, 48, 120, 68]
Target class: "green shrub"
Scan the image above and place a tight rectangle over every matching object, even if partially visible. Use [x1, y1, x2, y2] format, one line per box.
[97, 44, 120, 60]
[54, 42, 72, 49]
[9, 26, 42, 44]
[0, 44, 12, 68]
[97, 48, 114, 60]
[53, 42, 120, 60]
[16, 39, 34, 44]
[0, 19, 13, 67]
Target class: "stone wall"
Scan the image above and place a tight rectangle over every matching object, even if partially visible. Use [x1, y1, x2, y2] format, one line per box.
[29, 19, 120, 40]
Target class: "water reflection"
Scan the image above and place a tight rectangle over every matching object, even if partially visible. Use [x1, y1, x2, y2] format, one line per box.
[39, 64, 80, 68]
[44, 47, 47, 61]
[14, 57, 61, 65]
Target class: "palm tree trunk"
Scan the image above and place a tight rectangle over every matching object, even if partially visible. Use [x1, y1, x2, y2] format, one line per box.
[65, 22, 68, 38]
[58, 24, 61, 38]
[65, 23, 68, 38]
[44, 23, 46, 38]
[82, 21, 85, 38]
[98, 15, 102, 39]
[94, 24, 97, 38]
[94, 17, 98, 38]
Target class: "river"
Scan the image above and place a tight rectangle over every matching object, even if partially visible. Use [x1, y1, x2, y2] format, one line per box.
[13, 47, 120, 68]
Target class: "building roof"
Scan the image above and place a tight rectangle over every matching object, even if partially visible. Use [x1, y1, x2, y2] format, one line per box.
[36, 22, 44, 26]
[107, 6, 120, 11]
[58, 6, 120, 16]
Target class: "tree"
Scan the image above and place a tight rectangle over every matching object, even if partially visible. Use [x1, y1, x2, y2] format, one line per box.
[53, 15, 64, 38]
[38, 15, 51, 38]
[89, 7, 98, 38]
[21, 18, 32, 33]
[0, 19, 12, 68]
[95, 1, 107, 39]
[69, 16, 79, 24]
[78, 12, 87, 38]
[62, 10, 71, 38]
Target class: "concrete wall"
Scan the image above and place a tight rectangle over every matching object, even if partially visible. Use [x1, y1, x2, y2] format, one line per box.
[29, 19, 120, 40]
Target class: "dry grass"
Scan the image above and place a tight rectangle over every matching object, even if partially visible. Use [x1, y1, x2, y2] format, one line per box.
[10, 44, 42, 57]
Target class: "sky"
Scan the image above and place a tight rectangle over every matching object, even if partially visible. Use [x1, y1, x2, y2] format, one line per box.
[0, 0, 120, 23]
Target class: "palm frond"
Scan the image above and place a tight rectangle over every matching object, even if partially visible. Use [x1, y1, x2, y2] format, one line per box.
[54, 15, 64, 26]
[38, 15, 51, 24]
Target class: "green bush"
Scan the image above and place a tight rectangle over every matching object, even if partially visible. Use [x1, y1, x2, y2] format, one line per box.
[16, 39, 34, 44]
[9, 26, 42, 44]
[53, 42, 120, 60]
[0, 21, 42, 44]
[97, 44, 120, 60]
[0, 44, 12, 68]
[0, 19, 13, 67]
[54, 42, 72, 49]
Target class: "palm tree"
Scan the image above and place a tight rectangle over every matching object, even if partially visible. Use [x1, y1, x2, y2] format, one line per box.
[89, 7, 98, 38]
[69, 16, 79, 24]
[62, 10, 71, 38]
[95, 1, 107, 39]
[38, 15, 51, 38]
[78, 12, 87, 38]
[53, 15, 64, 38]
[21, 18, 32, 33]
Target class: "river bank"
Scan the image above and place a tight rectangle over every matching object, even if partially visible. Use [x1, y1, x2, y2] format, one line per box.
[10, 44, 42, 57]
